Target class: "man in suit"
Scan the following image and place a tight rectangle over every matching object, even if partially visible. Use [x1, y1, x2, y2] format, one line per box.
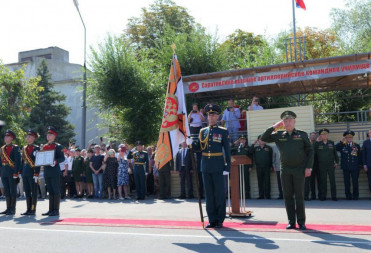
[362, 129, 371, 200]
[176, 142, 194, 199]
[335, 130, 362, 200]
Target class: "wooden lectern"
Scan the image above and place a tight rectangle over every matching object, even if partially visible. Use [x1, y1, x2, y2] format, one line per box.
[228, 155, 253, 217]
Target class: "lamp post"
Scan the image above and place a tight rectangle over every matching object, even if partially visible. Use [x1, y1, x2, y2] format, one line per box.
[73, 0, 87, 148]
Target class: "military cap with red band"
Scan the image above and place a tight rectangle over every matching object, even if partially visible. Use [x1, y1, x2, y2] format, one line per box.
[47, 126, 57, 136]
[4, 129, 16, 139]
[27, 129, 38, 138]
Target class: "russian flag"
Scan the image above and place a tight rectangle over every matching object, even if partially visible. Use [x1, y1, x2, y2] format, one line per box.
[296, 0, 306, 10]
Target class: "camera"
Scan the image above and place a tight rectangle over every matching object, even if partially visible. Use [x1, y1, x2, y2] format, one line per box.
[192, 110, 197, 113]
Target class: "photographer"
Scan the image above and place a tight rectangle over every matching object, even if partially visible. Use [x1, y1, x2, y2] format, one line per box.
[188, 103, 205, 138]
[221, 99, 241, 142]
[248, 96, 264, 111]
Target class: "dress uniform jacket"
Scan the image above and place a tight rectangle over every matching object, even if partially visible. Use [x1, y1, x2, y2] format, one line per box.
[0, 144, 21, 196]
[42, 142, 65, 195]
[335, 142, 361, 171]
[21, 144, 41, 177]
[127, 150, 149, 199]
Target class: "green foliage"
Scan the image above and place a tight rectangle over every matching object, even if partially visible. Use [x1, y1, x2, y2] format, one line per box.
[24, 59, 75, 146]
[0, 62, 42, 146]
[89, 35, 164, 145]
[330, 0, 371, 54]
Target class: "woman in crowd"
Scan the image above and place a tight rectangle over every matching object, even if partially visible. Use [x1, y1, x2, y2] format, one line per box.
[84, 149, 94, 198]
[72, 148, 84, 198]
[117, 145, 131, 200]
[103, 149, 118, 199]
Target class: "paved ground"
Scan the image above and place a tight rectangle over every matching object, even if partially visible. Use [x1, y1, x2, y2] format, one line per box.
[0, 197, 370, 252]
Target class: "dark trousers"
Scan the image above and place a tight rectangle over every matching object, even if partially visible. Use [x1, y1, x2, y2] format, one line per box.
[190, 126, 202, 137]
[281, 169, 306, 226]
[196, 152, 204, 198]
[319, 164, 336, 199]
[276, 171, 283, 198]
[134, 166, 146, 199]
[310, 166, 320, 198]
[45, 175, 61, 195]
[343, 169, 359, 198]
[368, 169, 371, 193]
[60, 173, 67, 198]
[23, 176, 38, 198]
[202, 172, 226, 224]
[179, 167, 193, 197]
[1, 176, 17, 197]
[257, 167, 271, 198]
[159, 165, 171, 198]
[243, 165, 251, 198]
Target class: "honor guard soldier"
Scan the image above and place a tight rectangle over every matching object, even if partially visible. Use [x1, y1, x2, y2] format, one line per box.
[127, 141, 149, 200]
[0, 130, 21, 215]
[21, 129, 40, 215]
[249, 135, 273, 199]
[261, 111, 313, 230]
[315, 129, 339, 201]
[42, 127, 64, 216]
[199, 104, 231, 229]
[335, 130, 362, 200]
[231, 135, 252, 199]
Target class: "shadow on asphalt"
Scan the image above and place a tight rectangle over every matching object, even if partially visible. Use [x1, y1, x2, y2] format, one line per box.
[174, 227, 279, 252]
[304, 229, 371, 250]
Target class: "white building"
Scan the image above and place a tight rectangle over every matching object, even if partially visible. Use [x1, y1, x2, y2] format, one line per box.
[6, 47, 106, 147]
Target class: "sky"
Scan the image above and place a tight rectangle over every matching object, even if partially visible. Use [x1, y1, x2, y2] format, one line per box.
[0, 0, 348, 65]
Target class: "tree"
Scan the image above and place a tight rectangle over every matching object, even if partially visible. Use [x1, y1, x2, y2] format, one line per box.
[0, 62, 42, 145]
[25, 59, 75, 146]
[125, 0, 197, 49]
[89, 35, 164, 144]
[330, 0, 371, 54]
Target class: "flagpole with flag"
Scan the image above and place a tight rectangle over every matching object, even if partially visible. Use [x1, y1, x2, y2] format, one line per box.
[293, 0, 306, 62]
[154, 45, 204, 227]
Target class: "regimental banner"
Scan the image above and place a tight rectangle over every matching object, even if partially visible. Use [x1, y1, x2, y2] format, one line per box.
[184, 60, 371, 94]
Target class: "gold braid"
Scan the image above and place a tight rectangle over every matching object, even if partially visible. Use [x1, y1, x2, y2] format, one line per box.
[199, 127, 209, 151]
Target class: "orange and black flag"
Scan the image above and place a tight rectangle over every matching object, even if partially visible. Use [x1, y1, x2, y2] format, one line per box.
[154, 54, 191, 170]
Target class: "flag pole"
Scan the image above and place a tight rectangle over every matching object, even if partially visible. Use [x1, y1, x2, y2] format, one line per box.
[292, 0, 297, 62]
[171, 44, 204, 228]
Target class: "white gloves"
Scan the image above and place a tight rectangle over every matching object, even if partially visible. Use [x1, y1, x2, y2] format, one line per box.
[223, 171, 229, 176]
[33, 176, 39, 183]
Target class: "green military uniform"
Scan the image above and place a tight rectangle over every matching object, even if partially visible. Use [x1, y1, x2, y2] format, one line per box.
[250, 141, 273, 199]
[315, 129, 339, 201]
[84, 157, 93, 184]
[21, 129, 41, 215]
[72, 155, 84, 182]
[261, 111, 313, 229]
[199, 104, 231, 228]
[231, 136, 252, 199]
[42, 126, 65, 216]
[0, 130, 21, 215]
[127, 141, 149, 200]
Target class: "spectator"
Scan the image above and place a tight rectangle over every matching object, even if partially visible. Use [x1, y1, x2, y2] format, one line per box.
[84, 149, 94, 198]
[59, 149, 68, 199]
[188, 103, 205, 139]
[221, 99, 241, 142]
[248, 96, 264, 111]
[117, 145, 130, 200]
[104, 149, 118, 200]
[90, 145, 105, 199]
[175, 142, 194, 199]
[72, 148, 84, 198]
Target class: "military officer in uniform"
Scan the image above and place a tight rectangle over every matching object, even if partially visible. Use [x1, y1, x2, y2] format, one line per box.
[250, 135, 273, 199]
[335, 130, 362, 200]
[21, 129, 40, 215]
[127, 141, 149, 200]
[231, 135, 252, 199]
[42, 126, 65, 216]
[0, 130, 21, 215]
[261, 111, 313, 230]
[199, 104, 231, 229]
[315, 129, 339, 201]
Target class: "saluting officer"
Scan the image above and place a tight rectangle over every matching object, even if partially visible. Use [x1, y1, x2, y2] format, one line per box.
[315, 129, 339, 201]
[249, 135, 273, 199]
[42, 127, 64, 216]
[261, 111, 313, 230]
[21, 129, 40, 215]
[127, 141, 149, 200]
[199, 104, 231, 229]
[0, 130, 21, 215]
[335, 130, 362, 200]
[231, 135, 252, 199]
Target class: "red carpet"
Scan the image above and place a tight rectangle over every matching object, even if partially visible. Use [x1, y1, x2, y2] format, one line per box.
[51, 218, 371, 234]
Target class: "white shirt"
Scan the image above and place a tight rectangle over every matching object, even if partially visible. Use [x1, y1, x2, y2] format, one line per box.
[67, 156, 73, 171]
[250, 104, 264, 111]
[190, 113, 203, 127]
[59, 156, 67, 171]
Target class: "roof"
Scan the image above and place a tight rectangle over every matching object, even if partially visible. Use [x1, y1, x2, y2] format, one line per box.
[182, 52, 371, 102]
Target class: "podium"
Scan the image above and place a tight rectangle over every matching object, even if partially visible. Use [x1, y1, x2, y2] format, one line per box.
[227, 155, 253, 217]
